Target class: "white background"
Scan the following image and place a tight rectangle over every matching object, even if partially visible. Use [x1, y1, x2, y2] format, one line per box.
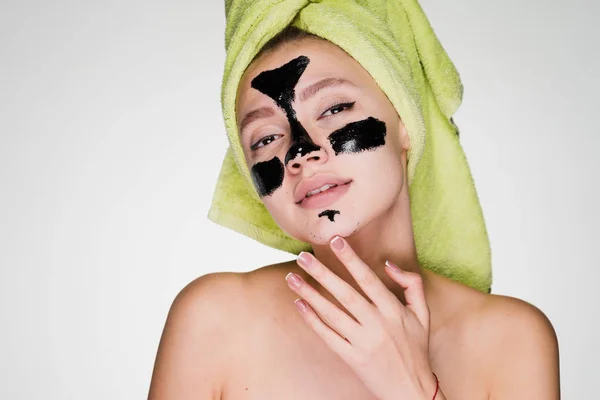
[1, 0, 598, 398]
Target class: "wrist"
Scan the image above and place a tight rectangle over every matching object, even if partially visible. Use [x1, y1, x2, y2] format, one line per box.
[416, 371, 440, 400]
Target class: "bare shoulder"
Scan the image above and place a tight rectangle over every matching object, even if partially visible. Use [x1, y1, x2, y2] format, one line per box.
[437, 277, 558, 348]
[148, 271, 250, 400]
[173, 271, 249, 314]
[149, 262, 299, 399]
[167, 271, 251, 337]
[477, 293, 557, 336]
[467, 293, 560, 399]
[472, 293, 559, 356]
[430, 274, 559, 398]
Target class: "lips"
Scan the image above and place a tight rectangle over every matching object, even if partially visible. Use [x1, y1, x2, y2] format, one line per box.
[293, 173, 353, 205]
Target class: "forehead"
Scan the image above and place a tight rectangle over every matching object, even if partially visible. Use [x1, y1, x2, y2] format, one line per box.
[235, 38, 368, 118]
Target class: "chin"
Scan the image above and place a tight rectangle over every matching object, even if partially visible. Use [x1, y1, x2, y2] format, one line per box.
[300, 214, 362, 245]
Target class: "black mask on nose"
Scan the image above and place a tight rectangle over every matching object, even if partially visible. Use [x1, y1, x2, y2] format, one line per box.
[251, 55, 321, 167]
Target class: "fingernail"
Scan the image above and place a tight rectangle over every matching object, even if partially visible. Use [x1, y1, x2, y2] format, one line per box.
[330, 236, 344, 251]
[286, 272, 303, 288]
[295, 298, 308, 312]
[297, 251, 312, 267]
[385, 260, 401, 272]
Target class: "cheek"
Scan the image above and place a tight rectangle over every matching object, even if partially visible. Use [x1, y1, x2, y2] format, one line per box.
[250, 157, 285, 197]
[346, 147, 400, 184]
[335, 138, 404, 205]
[327, 117, 386, 155]
[260, 189, 302, 237]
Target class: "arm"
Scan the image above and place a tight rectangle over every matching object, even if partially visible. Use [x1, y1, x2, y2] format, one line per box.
[487, 295, 560, 400]
[148, 272, 244, 400]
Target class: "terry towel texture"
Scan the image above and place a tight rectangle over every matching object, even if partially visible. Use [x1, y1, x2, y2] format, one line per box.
[208, 0, 493, 293]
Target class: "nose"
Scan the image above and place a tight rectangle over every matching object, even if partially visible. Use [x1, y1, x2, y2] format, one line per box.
[285, 139, 328, 172]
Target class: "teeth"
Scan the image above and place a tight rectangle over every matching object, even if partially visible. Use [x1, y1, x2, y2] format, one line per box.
[306, 184, 338, 198]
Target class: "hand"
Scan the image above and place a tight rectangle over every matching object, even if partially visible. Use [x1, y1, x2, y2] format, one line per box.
[285, 235, 440, 400]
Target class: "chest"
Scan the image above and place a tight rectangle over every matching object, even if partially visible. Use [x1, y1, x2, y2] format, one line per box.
[220, 314, 488, 400]
[221, 326, 378, 400]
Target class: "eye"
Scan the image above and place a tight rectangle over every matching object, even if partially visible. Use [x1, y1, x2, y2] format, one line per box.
[321, 101, 356, 119]
[250, 134, 283, 151]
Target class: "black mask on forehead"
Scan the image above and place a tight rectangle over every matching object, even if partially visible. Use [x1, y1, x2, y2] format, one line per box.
[250, 55, 321, 165]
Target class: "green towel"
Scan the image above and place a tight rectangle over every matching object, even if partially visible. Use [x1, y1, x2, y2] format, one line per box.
[208, 0, 492, 293]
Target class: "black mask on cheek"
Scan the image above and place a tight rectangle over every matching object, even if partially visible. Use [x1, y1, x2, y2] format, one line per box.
[249, 55, 321, 197]
[251, 157, 285, 197]
[328, 116, 387, 155]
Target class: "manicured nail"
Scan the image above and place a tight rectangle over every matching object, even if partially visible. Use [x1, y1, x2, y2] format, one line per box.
[330, 236, 345, 251]
[297, 251, 312, 267]
[286, 272, 303, 288]
[385, 260, 401, 272]
[295, 298, 308, 312]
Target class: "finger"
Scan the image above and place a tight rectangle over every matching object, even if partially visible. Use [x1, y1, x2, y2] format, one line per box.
[330, 236, 401, 316]
[294, 298, 354, 355]
[296, 251, 376, 326]
[385, 261, 430, 330]
[286, 271, 361, 343]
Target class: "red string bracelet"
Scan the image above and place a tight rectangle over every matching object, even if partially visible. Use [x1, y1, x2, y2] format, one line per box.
[431, 372, 439, 399]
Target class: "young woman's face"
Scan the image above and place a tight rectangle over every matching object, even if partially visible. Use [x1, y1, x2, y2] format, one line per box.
[236, 37, 410, 245]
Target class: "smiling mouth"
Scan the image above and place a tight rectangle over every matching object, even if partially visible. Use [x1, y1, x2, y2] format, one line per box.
[306, 183, 339, 198]
[295, 180, 352, 203]
[296, 180, 353, 209]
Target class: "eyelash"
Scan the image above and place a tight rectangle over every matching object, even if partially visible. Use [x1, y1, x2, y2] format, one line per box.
[250, 101, 356, 151]
[321, 101, 356, 119]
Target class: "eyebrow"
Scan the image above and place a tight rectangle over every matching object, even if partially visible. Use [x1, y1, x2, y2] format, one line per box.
[239, 77, 354, 135]
[239, 107, 275, 136]
[298, 77, 352, 102]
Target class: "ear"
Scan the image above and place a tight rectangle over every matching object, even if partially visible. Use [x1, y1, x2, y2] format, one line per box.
[398, 118, 410, 152]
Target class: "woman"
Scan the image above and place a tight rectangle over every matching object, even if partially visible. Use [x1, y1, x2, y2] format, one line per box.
[149, 2, 560, 399]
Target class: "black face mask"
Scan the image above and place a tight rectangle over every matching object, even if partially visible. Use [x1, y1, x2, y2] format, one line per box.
[248, 55, 387, 198]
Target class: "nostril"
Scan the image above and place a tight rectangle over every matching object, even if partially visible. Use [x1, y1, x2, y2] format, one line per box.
[292, 162, 301, 168]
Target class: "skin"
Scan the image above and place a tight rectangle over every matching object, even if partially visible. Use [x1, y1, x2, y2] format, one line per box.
[148, 37, 560, 400]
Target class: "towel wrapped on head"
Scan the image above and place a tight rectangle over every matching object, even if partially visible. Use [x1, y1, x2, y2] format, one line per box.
[208, 0, 493, 293]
